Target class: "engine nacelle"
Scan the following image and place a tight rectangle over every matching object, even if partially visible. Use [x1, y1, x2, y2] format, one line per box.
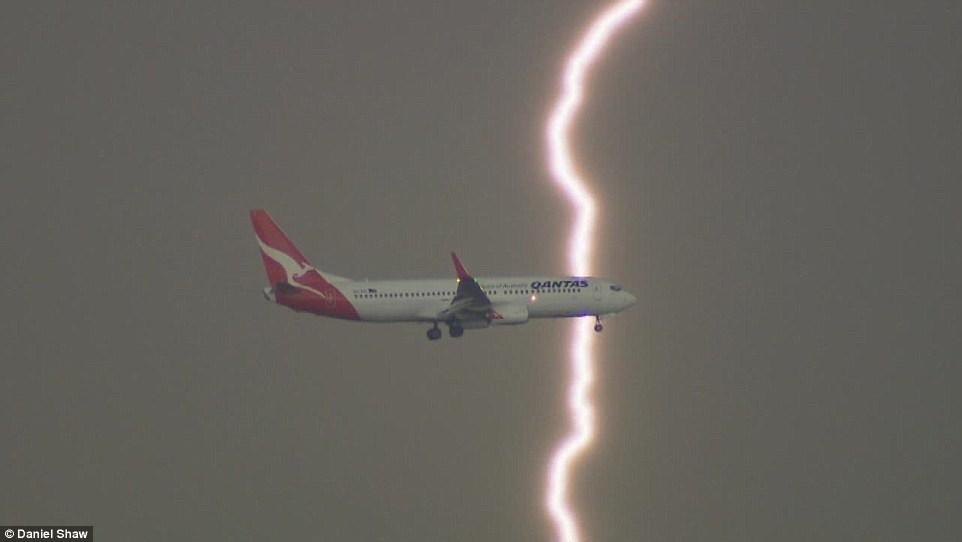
[458, 319, 490, 330]
[490, 304, 529, 325]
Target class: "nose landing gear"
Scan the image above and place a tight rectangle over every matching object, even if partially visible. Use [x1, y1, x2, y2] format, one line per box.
[594, 315, 603, 333]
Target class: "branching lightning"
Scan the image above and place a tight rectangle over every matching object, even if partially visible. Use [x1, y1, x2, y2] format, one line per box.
[544, 2, 645, 541]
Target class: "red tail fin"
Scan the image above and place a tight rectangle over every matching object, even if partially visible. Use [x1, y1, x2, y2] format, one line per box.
[249, 209, 360, 320]
[250, 209, 311, 286]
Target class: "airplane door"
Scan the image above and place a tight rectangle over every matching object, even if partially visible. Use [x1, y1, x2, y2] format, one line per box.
[593, 283, 602, 301]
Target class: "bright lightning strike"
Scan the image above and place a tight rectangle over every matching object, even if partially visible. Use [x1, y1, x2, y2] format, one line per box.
[545, 2, 646, 542]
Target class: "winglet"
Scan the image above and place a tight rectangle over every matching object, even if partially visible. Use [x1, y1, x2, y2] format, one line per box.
[451, 251, 472, 282]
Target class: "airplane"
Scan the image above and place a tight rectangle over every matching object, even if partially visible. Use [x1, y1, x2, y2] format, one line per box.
[250, 209, 636, 340]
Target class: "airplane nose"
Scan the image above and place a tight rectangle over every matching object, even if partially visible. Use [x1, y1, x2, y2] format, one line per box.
[625, 291, 636, 307]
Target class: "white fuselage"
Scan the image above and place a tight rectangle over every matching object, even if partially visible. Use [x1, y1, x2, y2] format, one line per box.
[337, 276, 635, 323]
[251, 209, 635, 339]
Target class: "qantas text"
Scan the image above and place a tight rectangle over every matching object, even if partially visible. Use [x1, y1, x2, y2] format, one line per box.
[530, 279, 589, 290]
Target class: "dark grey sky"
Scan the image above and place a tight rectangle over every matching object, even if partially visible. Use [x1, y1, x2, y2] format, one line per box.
[2, 2, 959, 540]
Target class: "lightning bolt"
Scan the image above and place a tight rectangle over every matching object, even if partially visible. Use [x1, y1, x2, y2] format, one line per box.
[545, 2, 646, 541]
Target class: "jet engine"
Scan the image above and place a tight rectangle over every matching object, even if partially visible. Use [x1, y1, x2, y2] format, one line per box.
[458, 319, 491, 330]
[490, 304, 529, 325]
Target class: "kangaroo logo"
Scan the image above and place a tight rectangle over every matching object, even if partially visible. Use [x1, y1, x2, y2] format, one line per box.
[257, 237, 328, 299]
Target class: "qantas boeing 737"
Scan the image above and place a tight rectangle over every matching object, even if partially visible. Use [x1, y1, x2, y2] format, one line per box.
[251, 209, 635, 340]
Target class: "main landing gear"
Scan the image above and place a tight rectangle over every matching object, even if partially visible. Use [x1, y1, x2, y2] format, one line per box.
[594, 315, 603, 333]
[426, 321, 464, 340]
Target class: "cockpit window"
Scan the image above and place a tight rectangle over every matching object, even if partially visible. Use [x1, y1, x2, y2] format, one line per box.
[610, 284, 622, 291]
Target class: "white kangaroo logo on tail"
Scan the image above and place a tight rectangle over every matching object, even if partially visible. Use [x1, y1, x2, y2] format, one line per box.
[255, 237, 327, 299]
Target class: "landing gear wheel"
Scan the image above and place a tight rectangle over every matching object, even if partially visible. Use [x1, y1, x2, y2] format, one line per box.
[427, 325, 442, 341]
[594, 316, 603, 333]
[449, 323, 465, 338]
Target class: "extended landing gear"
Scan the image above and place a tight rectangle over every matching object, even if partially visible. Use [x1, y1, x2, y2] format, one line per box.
[594, 315, 603, 333]
[448, 322, 464, 338]
[426, 321, 464, 340]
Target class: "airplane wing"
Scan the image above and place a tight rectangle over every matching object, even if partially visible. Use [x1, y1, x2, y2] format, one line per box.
[437, 252, 499, 322]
